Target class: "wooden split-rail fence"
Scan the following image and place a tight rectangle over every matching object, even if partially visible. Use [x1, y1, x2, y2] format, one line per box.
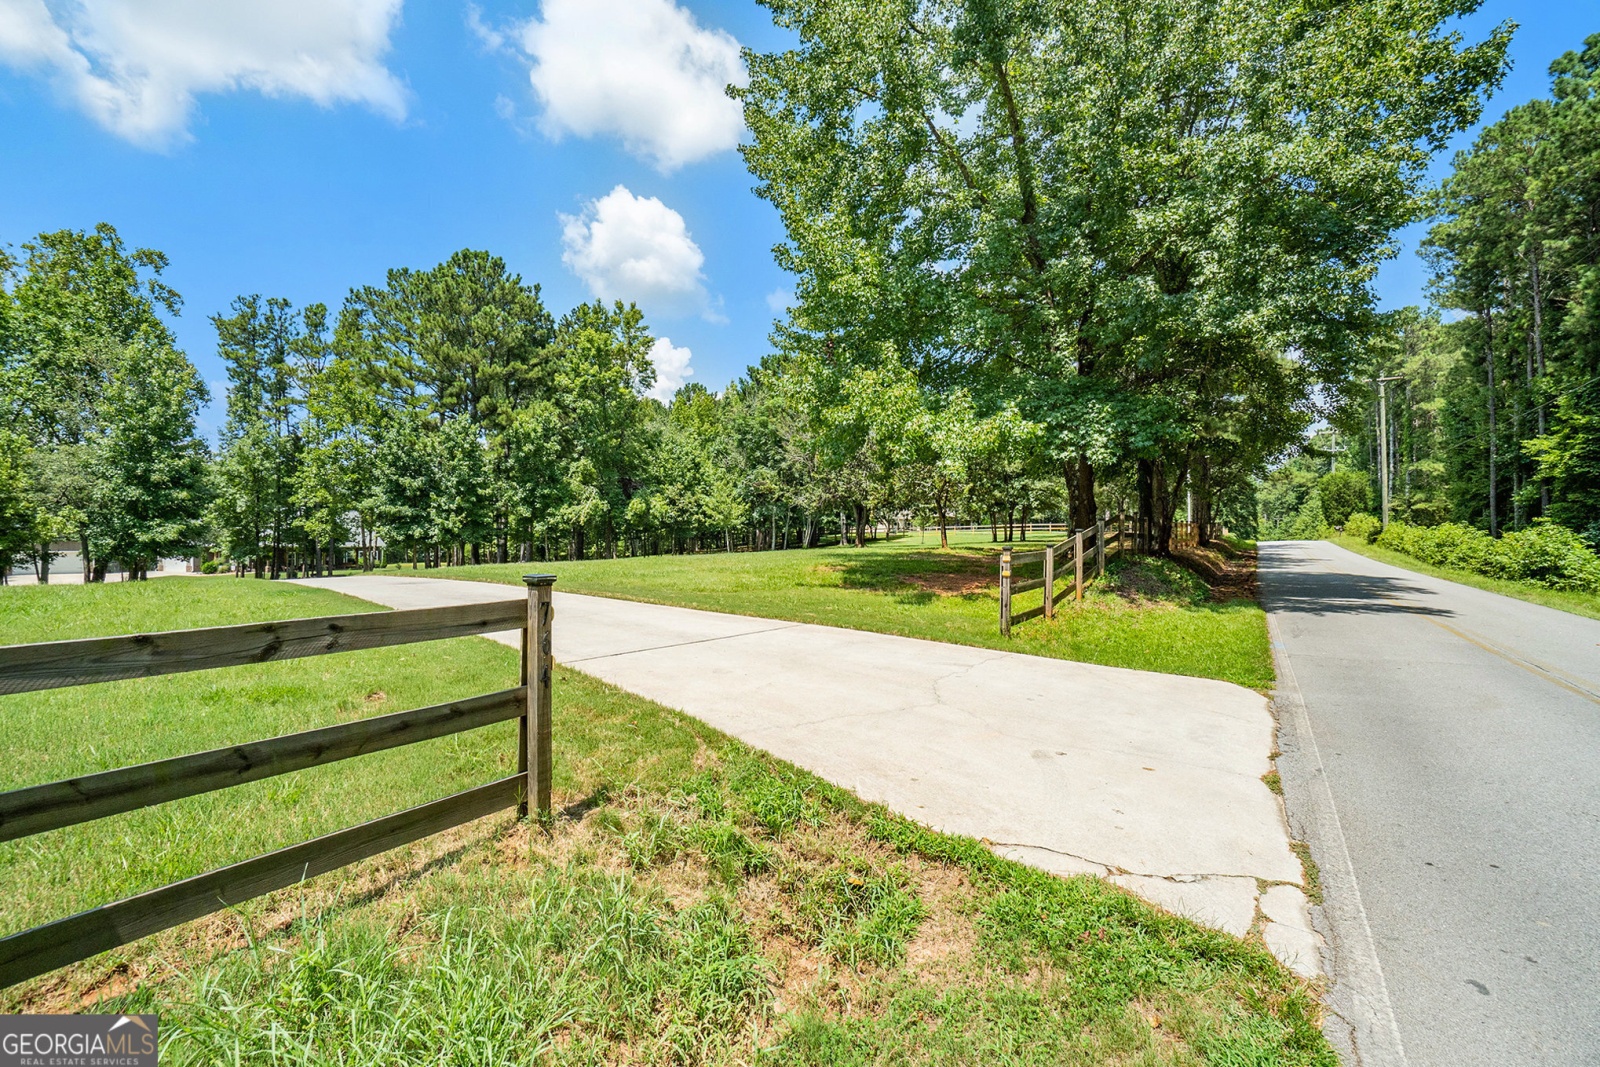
[997, 517, 1204, 635]
[0, 576, 558, 989]
[998, 521, 1113, 636]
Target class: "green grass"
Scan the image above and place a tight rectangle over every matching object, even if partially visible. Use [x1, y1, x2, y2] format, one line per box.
[377, 532, 1275, 689]
[1, 578, 1330, 1064]
[1328, 534, 1600, 621]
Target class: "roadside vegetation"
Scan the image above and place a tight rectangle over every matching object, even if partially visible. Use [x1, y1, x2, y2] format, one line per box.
[1328, 533, 1600, 623]
[379, 531, 1275, 690]
[1258, 44, 1600, 576]
[1, 579, 1330, 1063]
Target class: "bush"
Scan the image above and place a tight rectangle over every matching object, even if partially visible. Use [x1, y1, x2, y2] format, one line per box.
[1319, 470, 1371, 527]
[1284, 489, 1331, 540]
[1343, 513, 1380, 544]
[200, 559, 219, 574]
[1376, 520, 1600, 594]
[1495, 523, 1600, 591]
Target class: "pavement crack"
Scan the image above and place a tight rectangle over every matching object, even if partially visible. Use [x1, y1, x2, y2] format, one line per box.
[985, 840, 1266, 883]
[562, 622, 805, 664]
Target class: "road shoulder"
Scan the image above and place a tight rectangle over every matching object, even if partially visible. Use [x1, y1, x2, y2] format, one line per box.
[1268, 608, 1407, 1065]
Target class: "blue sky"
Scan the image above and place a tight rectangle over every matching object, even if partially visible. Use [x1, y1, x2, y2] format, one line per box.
[0, 0, 1590, 441]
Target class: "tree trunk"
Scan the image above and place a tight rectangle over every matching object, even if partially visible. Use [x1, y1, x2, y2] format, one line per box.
[853, 502, 866, 548]
[1072, 455, 1097, 531]
[1482, 309, 1499, 537]
[1136, 460, 1155, 553]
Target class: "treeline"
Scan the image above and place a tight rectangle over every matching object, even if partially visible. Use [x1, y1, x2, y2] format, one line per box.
[0, 229, 1125, 581]
[3, 4, 1526, 577]
[1263, 34, 1600, 545]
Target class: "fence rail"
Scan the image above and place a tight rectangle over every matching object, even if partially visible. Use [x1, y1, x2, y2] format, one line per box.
[0, 577, 556, 989]
[999, 521, 1117, 636]
[997, 517, 1207, 635]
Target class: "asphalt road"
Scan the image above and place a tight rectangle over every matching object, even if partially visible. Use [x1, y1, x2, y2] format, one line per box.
[1262, 540, 1600, 1066]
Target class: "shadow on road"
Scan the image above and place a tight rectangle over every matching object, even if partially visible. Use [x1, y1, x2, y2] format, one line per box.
[1259, 565, 1453, 618]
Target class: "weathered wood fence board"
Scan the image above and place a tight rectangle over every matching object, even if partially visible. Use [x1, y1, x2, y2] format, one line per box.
[0, 776, 522, 988]
[999, 519, 1124, 635]
[0, 687, 527, 842]
[0, 576, 557, 989]
[0, 600, 526, 696]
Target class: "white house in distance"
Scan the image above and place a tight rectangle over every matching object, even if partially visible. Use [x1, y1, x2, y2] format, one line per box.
[3, 540, 199, 584]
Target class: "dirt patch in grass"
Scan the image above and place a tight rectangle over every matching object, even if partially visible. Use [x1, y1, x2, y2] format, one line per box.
[901, 568, 998, 596]
[1173, 542, 1260, 602]
[817, 553, 999, 597]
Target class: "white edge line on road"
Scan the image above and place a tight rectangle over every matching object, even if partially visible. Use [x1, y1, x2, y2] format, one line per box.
[1266, 610, 1408, 1067]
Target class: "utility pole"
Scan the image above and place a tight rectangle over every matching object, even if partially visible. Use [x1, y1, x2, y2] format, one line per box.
[1324, 427, 1347, 473]
[1377, 376, 1405, 527]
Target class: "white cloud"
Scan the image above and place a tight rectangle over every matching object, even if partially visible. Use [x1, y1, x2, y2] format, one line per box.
[518, 0, 745, 172]
[561, 184, 712, 317]
[765, 288, 793, 313]
[0, 0, 406, 147]
[464, 3, 504, 52]
[645, 337, 693, 401]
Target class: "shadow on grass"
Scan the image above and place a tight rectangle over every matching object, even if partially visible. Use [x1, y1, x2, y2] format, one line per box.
[823, 549, 999, 604]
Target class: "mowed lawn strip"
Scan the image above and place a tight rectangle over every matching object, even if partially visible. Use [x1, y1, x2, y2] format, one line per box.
[378, 531, 1276, 689]
[1, 579, 1330, 1064]
[1328, 533, 1600, 622]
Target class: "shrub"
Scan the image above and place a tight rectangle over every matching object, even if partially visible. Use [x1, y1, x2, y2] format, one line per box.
[1343, 512, 1381, 544]
[1319, 470, 1371, 527]
[1376, 520, 1600, 594]
[200, 559, 219, 574]
[1285, 489, 1331, 540]
[1494, 523, 1600, 591]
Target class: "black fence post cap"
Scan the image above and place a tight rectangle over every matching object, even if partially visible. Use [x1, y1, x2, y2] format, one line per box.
[522, 574, 557, 587]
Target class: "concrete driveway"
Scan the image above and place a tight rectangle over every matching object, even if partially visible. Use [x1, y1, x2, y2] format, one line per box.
[296, 574, 1316, 973]
[1263, 541, 1600, 1065]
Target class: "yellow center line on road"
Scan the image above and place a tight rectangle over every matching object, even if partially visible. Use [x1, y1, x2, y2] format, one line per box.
[1378, 592, 1600, 707]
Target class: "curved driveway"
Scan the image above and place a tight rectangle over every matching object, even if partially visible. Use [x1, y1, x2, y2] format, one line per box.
[1262, 541, 1600, 1066]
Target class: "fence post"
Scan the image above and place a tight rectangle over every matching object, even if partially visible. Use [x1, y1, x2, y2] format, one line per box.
[999, 547, 1012, 637]
[1074, 529, 1085, 601]
[1043, 539, 1055, 620]
[522, 574, 557, 825]
[1095, 520, 1106, 576]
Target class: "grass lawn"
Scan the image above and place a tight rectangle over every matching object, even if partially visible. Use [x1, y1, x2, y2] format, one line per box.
[1, 578, 1331, 1064]
[375, 531, 1275, 690]
[1327, 535, 1600, 622]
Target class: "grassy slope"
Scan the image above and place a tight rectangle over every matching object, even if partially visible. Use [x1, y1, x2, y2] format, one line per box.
[0, 579, 1330, 1064]
[1327, 535, 1600, 622]
[379, 531, 1275, 690]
